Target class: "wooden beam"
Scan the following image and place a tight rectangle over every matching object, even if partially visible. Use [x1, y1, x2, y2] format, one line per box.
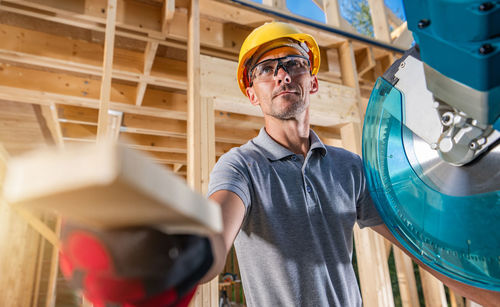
[262, 0, 287, 11]
[173, 163, 183, 173]
[187, 0, 202, 192]
[162, 0, 176, 36]
[385, 6, 403, 28]
[393, 247, 420, 307]
[0, 84, 187, 120]
[391, 21, 408, 41]
[12, 207, 60, 248]
[418, 266, 448, 307]
[341, 122, 394, 307]
[136, 41, 159, 106]
[449, 289, 465, 307]
[367, 0, 391, 43]
[3, 143, 222, 235]
[41, 103, 65, 149]
[108, 110, 123, 142]
[322, 0, 342, 28]
[97, 0, 117, 143]
[45, 215, 61, 307]
[187, 0, 219, 305]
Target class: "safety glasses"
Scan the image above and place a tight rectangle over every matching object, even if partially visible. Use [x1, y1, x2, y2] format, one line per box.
[248, 55, 311, 86]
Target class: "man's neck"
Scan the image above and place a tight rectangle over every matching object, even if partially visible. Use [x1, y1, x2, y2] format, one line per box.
[264, 108, 310, 157]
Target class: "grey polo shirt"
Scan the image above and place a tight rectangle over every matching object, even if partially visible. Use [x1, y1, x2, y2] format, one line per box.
[208, 128, 383, 307]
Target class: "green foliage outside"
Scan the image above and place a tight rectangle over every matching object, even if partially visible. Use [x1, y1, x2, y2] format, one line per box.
[342, 0, 374, 37]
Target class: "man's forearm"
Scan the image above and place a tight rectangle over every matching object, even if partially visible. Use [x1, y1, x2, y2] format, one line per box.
[199, 232, 228, 284]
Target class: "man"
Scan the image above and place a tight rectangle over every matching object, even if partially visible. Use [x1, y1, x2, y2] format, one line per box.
[61, 22, 498, 307]
[198, 22, 500, 306]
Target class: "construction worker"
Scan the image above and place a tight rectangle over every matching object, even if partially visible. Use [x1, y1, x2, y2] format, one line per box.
[200, 21, 500, 307]
[61, 22, 499, 307]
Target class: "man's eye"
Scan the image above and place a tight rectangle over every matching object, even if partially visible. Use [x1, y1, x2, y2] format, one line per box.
[259, 65, 274, 74]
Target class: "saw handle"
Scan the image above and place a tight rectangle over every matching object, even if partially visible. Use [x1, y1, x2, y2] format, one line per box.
[59, 222, 213, 306]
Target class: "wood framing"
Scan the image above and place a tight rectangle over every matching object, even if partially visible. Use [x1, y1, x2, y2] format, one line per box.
[0, 0, 423, 306]
[97, 0, 118, 143]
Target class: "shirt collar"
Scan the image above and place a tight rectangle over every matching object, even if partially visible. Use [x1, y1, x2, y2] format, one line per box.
[253, 128, 327, 161]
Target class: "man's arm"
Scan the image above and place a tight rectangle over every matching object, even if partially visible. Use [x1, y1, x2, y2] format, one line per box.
[371, 224, 500, 307]
[200, 190, 246, 283]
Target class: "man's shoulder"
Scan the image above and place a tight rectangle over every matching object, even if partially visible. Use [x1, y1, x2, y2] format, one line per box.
[324, 145, 361, 163]
[217, 138, 266, 165]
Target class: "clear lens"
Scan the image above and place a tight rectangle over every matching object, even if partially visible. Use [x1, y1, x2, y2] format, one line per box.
[250, 55, 310, 83]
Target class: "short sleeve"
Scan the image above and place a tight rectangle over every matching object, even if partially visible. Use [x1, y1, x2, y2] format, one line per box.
[208, 153, 252, 210]
[355, 156, 384, 228]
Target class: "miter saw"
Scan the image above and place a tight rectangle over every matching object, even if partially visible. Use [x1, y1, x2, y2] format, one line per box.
[362, 0, 500, 290]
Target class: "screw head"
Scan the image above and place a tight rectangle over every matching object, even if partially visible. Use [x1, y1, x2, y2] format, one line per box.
[418, 19, 431, 29]
[479, 2, 494, 11]
[479, 43, 495, 54]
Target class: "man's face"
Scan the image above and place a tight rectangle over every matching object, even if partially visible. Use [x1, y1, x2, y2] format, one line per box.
[245, 46, 318, 120]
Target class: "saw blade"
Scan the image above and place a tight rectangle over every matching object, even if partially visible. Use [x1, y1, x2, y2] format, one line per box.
[362, 77, 500, 290]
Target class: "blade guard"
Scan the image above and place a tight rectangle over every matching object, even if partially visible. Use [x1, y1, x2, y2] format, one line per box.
[362, 77, 500, 290]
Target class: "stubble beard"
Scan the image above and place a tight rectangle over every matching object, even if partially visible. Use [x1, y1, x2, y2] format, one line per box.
[269, 85, 307, 120]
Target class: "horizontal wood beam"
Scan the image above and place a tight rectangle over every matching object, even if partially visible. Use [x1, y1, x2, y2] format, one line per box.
[0, 84, 186, 120]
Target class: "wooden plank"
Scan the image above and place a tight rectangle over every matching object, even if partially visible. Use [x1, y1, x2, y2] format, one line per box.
[3, 142, 222, 235]
[136, 41, 159, 106]
[262, 0, 287, 10]
[187, 0, 201, 192]
[418, 266, 447, 307]
[341, 122, 394, 307]
[322, 0, 342, 27]
[97, 0, 117, 143]
[393, 246, 420, 307]
[367, 0, 391, 43]
[40, 103, 65, 149]
[162, 0, 176, 35]
[45, 215, 61, 307]
[449, 289, 465, 307]
[108, 110, 123, 141]
[0, 145, 41, 307]
[0, 84, 187, 120]
[187, 0, 218, 305]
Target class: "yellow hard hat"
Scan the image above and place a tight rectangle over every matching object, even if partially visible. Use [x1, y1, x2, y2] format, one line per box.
[237, 21, 321, 96]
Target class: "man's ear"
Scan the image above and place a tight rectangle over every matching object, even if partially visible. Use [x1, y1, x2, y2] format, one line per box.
[246, 87, 260, 106]
[309, 75, 319, 94]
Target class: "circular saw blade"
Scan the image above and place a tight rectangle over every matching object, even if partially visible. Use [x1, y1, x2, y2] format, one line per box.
[362, 77, 500, 290]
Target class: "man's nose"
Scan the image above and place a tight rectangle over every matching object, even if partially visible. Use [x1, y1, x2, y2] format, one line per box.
[273, 65, 291, 84]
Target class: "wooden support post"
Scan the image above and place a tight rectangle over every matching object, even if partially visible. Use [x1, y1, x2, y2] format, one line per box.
[97, 0, 117, 143]
[187, 0, 218, 306]
[418, 266, 448, 307]
[162, 0, 176, 36]
[393, 247, 420, 307]
[322, 0, 342, 27]
[40, 103, 65, 149]
[341, 123, 394, 307]
[449, 289, 465, 307]
[0, 145, 40, 306]
[45, 215, 61, 307]
[465, 300, 483, 307]
[262, 0, 287, 11]
[108, 110, 123, 142]
[367, 0, 391, 42]
[135, 41, 159, 106]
